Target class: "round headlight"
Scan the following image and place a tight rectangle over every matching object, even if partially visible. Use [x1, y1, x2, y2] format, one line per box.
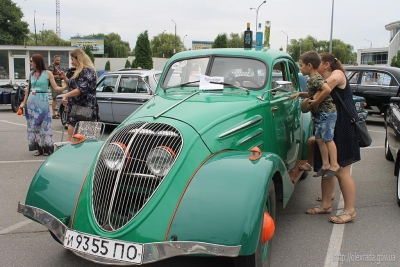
[146, 146, 176, 177]
[103, 142, 126, 171]
[13, 84, 18, 90]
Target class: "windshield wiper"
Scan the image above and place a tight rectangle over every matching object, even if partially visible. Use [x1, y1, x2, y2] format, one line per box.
[163, 81, 200, 92]
[209, 81, 250, 94]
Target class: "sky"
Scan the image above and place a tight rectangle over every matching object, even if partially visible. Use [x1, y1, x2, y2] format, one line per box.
[13, 0, 400, 53]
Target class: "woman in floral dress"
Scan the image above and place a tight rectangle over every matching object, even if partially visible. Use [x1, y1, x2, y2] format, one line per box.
[60, 49, 99, 141]
[19, 54, 67, 156]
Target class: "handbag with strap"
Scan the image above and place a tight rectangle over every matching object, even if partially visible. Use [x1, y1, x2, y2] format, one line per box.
[70, 104, 93, 121]
[335, 90, 372, 147]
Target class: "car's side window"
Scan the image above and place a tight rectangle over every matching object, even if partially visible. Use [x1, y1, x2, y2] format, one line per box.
[347, 71, 359, 84]
[288, 63, 298, 92]
[272, 61, 290, 96]
[118, 76, 139, 93]
[96, 75, 118, 93]
[360, 71, 391, 85]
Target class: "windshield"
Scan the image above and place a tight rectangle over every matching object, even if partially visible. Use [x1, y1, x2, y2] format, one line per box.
[161, 56, 267, 90]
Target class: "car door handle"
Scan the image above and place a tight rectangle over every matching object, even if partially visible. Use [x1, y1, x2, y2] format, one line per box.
[272, 106, 279, 111]
[105, 98, 112, 100]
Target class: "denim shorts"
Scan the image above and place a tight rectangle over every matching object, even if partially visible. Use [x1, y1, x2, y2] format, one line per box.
[314, 111, 337, 142]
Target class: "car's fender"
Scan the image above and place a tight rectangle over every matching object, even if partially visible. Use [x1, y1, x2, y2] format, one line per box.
[24, 140, 104, 225]
[166, 150, 293, 255]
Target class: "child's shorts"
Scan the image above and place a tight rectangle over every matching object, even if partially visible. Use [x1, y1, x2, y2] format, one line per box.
[314, 111, 337, 142]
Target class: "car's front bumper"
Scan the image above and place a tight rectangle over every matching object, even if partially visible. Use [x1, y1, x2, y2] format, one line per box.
[17, 203, 241, 265]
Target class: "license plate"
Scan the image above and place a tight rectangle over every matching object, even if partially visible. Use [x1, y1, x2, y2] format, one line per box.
[63, 229, 143, 264]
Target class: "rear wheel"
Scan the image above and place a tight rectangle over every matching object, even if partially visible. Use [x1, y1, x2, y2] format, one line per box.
[234, 181, 276, 267]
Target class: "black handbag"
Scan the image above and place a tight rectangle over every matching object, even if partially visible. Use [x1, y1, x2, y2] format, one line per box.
[70, 104, 93, 121]
[335, 90, 372, 147]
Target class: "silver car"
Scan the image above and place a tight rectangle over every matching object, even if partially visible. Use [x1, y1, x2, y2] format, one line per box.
[57, 69, 162, 125]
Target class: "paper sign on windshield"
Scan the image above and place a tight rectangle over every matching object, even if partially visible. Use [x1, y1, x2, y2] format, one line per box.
[199, 75, 224, 90]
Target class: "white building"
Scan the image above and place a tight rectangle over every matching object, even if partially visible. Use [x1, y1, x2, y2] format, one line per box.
[357, 20, 400, 66]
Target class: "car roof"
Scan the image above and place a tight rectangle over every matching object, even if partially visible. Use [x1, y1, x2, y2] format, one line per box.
[105, 69, 162, 75]
[345, 65, 400, 78]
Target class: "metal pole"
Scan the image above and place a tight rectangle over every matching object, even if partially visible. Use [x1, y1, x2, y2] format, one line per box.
[41, 23, 44, 45]
[250, 1, 266, 34]
[162, 30, 166, 58]
[34, 11, 37, 46]
[329, 0, 334, 53]
[183, 34, 187, 50]
[172, 20, 177, 54]
[281, 31, 288, 52]
[364, 39, 372, 48]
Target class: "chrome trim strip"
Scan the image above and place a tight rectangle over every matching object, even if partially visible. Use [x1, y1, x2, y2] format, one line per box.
[238, 130, 263, 145]
[17, 204, 241, 264]
[17, 203, 67, 243]
[153, 91, 199, 119]
[219, 116, 262, 138]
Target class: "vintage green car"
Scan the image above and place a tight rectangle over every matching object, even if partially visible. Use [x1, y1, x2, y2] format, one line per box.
[18, 48, 313, 266]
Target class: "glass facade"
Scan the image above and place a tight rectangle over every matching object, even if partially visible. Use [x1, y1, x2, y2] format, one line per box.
[0, 50, 9, 79]
[29, 50, 49, 67]
[360, 52, 388, 65]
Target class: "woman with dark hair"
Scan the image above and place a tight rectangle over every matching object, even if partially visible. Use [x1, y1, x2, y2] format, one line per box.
[19, 54, 67, 156]
[60, 48, 99, 141]
[305, 53, 360, 224]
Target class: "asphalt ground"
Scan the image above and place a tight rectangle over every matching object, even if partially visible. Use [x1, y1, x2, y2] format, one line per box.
[0, 105, 399, 267]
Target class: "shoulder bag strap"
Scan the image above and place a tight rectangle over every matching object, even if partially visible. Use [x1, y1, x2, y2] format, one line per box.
[334, 90, 356, 123]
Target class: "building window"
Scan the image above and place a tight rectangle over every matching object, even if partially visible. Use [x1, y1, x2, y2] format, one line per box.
[29, 51, 49, 67]
[0, 51, 9, 79]
[361, 52, 388, 65]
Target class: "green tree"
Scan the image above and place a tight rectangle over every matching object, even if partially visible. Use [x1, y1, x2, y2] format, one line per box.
[84, 46, 95, 63]
[85, 33, 130, 58]
[391, 51, 400, 68]
[124, 59, 131, 68]
[105, 60, 110, 71]
[25, 29, 70, 46]
[212, 33, 228, 48]
[132, 30, 153, 69]
[287, 35, 354, 63]
[150, 32, 183, 58]
[131, 59, 137, 68]
[227, 33, 244, 48]
[0, 0, 29, 45]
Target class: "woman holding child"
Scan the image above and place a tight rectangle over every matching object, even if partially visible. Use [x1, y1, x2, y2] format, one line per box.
[306, 53, 360, 224]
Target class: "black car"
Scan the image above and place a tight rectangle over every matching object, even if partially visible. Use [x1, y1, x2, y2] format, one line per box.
[384, 96, 400, 206]
[346, 65, 400, 114]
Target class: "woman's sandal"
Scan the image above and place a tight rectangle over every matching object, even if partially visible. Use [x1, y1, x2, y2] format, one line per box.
[299, 163, 313, 172]
[329, 210, 356, 224]
[305, 205, 332, 215]
[34, 151, 42, 156]
[316, 194, 335, 202]
[52, 114, 60, 119]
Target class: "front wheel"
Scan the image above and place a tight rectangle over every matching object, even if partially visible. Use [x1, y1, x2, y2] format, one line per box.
[11, 93, 19, 113]
[397, 166, 400, 207]
[234, 181, 276, 267]
[59, 105, 68, 125]
[385, 136, 394, 161]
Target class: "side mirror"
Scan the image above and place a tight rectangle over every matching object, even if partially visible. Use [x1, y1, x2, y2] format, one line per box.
[271, 81, 292, 95]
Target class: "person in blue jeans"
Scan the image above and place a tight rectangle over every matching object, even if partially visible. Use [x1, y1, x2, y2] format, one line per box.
[289, 51, 342, 185]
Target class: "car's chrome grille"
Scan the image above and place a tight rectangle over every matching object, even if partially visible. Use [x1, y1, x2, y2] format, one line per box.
[92, 122, 183, 231]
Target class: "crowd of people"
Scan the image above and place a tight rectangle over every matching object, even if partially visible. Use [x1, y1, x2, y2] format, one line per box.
[19, 48, 99, 155]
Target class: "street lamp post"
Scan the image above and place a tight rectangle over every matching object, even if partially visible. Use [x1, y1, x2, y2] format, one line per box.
[364, 39, 372, 48]
[172, 20, 177, 54]
[34, 11, 37, 45]
[161, 30, 166, 58]
[329, 0, 334, 53]
[41, 23, 44, 45]
[250, 1, 266, 34]
[281, 31, 288, 52]
[183, 34, 187, 50]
